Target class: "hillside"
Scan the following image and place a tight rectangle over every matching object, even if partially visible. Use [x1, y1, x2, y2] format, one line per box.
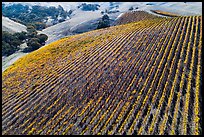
[2, 3, 71, 30]
[4, 2, 201, 45]
[2, 15, 202, 135]
[150, 10, 180, 17]
[2, 16, 27, 34]
[114, 11, 161, 25]
[40, 10, 102, 44]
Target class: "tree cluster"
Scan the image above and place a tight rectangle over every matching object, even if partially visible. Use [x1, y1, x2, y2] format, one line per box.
[23, 26, 48, 52]
[97, 14, 110, 29]
[2, 31, 26, 56]
[2, 3, 71, 31]
[2, 26, 48, 56]
[128, 6, 139, 11]
[77, 3, 100, 11]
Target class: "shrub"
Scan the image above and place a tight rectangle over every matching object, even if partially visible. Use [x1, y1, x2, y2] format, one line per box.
[97, 14, 110, 29]
[37, 34, 48, 45]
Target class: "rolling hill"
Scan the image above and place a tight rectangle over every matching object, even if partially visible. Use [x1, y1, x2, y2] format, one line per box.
[40, 10, 102, 44]
[2, 12, 202, 135]
[114, 11, 161, 25]
[2, 16, 27, 34]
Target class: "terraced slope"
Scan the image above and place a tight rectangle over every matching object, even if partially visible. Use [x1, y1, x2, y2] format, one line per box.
[2, 15, 202, 135]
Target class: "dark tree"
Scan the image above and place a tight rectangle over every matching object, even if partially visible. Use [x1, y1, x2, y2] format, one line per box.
[26, 25, 38, 39]
[102, 14, 109, 20]
[97, 14, 110, 29]
[1, 31, 27, 56]
[2, 41, 16, 56]
[129, 7, 134, 11]
[13, 31, 27, 41]
[37, 34, 48, 45]
[34, 22, 46, 30]
[26, 38, 41, 51]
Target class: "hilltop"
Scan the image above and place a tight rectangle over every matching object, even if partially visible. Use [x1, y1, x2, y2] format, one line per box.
[114, 11, 161, 25]
[2, 12, 202, 135]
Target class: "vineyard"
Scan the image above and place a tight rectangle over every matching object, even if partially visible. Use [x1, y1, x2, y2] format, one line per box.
[2, 13, 202, 135]
[150, 10, 180, 17]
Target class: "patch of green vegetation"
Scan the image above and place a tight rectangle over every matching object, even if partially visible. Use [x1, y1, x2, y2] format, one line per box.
[97, 14, 110, 29]
[2, 3, 72, 30]
[2, 26, 48, 56]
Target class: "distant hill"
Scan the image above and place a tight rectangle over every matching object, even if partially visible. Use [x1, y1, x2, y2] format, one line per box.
[114, 11, 161, 25]
[2, 12, 202, 135]
[2, 16, 27, 34]
[2, 3, 71, 30]
[41, 10, 102, 44]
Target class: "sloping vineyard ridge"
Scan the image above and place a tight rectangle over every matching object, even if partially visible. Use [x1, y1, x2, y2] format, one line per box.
[2, 11, 202, 135]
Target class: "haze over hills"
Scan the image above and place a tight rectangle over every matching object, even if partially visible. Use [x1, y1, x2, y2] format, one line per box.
[3, 2, 202, 16]
[2, 10, 202, 135]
